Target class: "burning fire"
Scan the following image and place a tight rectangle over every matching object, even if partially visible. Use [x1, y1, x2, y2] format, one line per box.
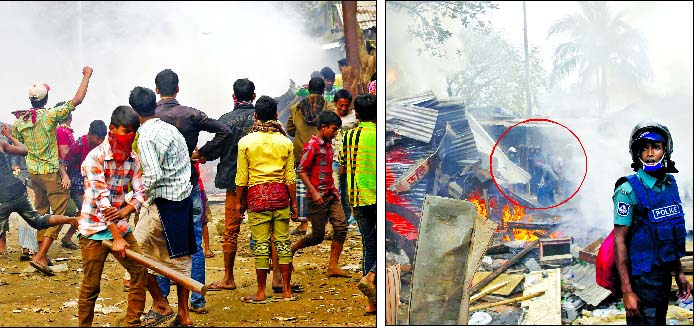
[499, 204, 564, 241]
[468, 191, 488, 218]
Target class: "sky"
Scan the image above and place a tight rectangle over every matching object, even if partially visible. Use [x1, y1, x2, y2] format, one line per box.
[386, 1, 694, 230]
[0, 1, 336, 142]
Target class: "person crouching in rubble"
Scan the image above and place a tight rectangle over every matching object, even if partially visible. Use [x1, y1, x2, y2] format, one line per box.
[613, 121, 691, 325]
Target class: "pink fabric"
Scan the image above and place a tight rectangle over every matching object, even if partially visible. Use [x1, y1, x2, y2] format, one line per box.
[596, 230, 621, 296]
[193, 162, 205, 192]
[56, 125, 75, 146]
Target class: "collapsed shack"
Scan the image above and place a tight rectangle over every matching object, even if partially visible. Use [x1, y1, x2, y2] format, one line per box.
[385, 93, 695, 325]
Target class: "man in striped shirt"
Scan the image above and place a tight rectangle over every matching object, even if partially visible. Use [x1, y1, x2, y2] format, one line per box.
[341, 93, 377, 314]
[129, 86, 195, 327]
[76, 105, 147, 327]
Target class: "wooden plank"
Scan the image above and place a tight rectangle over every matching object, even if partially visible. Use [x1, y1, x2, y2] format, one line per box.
[409, 195, 474, 325]
[471, 272, 525, 296]
[469, 291, 545, 312]
[521, 269, 562, 325]
[466, 214, 499, 288]
[470, 281, 510, 303]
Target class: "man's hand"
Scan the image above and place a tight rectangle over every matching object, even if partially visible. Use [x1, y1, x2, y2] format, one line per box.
[623, 291, 643, 318]
[60, 172, 71, 190]
[110, 237, 129, 258]
[83, 66, 93, 77]
[290, 204, 299, 222]
[310, 190, 324, 205]
[104, 206, 133, 221]
[1, 124, 11, 139]
[676, 272, 692, 300]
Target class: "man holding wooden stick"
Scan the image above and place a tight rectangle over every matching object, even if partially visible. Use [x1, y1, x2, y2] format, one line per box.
[74, 105, 146, 327]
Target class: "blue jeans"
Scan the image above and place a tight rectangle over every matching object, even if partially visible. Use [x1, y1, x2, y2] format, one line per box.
[332, 161, 355, 225]
[157, 184, 206, 308]
[354, 204, 376, 276]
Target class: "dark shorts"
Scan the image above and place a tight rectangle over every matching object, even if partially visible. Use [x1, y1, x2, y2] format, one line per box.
[0, 192, 46, 236]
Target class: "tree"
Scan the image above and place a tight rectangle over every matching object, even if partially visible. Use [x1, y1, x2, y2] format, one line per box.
[547, 1, 652, 115]
[279, 1, 340, 38]
[445, 26, 547, 116]
[387, 1, 499, 57]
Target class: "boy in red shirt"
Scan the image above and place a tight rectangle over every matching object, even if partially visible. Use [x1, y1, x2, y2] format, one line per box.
[291, 110, 350, 278]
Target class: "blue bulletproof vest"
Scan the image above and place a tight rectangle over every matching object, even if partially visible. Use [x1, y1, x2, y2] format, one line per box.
[625, 174, 686, 276]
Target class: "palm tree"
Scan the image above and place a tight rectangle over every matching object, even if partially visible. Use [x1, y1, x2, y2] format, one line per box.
[548, 1, 652, 115]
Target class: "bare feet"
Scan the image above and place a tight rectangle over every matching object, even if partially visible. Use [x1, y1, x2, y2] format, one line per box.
[204, 249, 215, 258]
[327, 267, 351, 278]
[207, 280, 236, 290]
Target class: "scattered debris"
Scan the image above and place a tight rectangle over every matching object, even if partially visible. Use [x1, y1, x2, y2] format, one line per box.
[272, 317, 297, 321]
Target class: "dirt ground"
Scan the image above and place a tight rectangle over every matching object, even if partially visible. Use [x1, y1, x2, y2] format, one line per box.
[0, 197, 376, 327]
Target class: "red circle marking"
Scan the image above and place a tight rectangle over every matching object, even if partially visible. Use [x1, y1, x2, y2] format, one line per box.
[489, 118, 588, 210]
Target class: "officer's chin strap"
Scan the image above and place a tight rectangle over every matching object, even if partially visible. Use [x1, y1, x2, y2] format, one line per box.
[640, 154, 666, 172]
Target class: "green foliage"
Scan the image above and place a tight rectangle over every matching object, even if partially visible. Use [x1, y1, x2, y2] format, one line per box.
[388, 1, 499, 57]
[279, 1, 340, 37]
[547, 1, 652, 114]
[445, 26, 547, 116]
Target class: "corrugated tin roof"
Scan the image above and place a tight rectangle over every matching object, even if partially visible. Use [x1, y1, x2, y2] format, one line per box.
[568, 263, 612, 306]
[386, 92, 440, 143]
[335, 1, 377, 30]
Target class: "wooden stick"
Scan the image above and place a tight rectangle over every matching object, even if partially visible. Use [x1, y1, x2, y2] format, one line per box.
[470, 231, 549, 294]
[101, 240, 206, 295]
[470, 281, 510, 304]
[469, 291, 545, 312]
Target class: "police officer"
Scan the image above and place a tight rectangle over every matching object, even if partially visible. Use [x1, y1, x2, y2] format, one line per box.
[613, 121, 691, 325]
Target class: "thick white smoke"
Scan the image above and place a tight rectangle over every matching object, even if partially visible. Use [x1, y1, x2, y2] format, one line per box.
[0, 2, 333, 142]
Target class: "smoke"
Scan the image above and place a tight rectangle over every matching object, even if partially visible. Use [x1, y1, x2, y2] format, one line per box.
[385, 7, 459, 99]
[387, 2, 693, 234]
[0, 1, 333, 143]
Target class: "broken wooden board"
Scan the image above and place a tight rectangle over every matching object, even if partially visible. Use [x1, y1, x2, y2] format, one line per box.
[521, 269, 562, 325]
[471, 272, 525, 296]
[466, 214, 499, 288]
[578, 236, 603, 264]
[409, 195, 474, 325]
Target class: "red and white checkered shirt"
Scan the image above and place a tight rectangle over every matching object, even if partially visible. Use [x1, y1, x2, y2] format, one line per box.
[78, 140, 146, 237]
[298, 135, 339, 199]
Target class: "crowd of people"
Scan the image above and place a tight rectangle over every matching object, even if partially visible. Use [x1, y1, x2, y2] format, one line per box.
[0, 65, 377, 327]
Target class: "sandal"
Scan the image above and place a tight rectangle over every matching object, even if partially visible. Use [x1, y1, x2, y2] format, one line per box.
[272, 284, 304, 293]
[188, 305, 208, 314]
[61, 241, 80, 250]
[19, 253, 31, 261]
[141, 309, 176, 327]
[241, 295, 267, 304]
[30, 260, 55, 276]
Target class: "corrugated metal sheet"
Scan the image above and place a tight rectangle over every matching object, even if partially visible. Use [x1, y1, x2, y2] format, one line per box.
[568, 263, 612, 306]
[386, 92, 440, 143]
[466, 111, 531, 185]
[335, 1, 377, 30]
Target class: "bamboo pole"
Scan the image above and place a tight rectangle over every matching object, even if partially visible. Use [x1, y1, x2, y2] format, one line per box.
[468, 291, 545, 312]
[101, 240, 206, 295]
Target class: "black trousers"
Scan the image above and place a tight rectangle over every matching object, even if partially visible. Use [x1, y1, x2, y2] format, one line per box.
[627, 269, 672, 325]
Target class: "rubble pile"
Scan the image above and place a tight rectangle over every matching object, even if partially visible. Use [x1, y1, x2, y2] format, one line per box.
[385, 93, 694, 325]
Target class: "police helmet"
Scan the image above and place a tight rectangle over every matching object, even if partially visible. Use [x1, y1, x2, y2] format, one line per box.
[629, 121, 677, 172]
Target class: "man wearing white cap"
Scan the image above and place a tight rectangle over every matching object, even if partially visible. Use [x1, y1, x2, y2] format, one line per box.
[12, 66, 93, 275]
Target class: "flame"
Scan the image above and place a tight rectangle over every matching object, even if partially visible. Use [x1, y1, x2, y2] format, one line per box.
[387, 67, 398, 86]
[498, 203, 558, 242]
[467, 191, 487, 218]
